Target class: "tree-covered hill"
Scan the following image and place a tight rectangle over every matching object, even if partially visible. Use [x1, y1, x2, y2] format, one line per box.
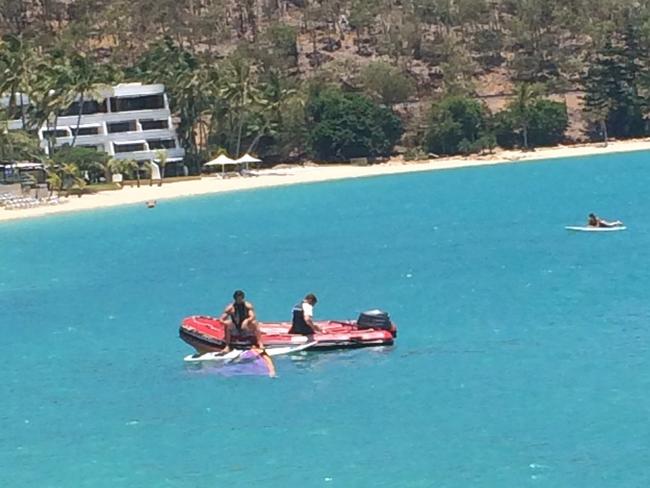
[2, 0, 650, 167]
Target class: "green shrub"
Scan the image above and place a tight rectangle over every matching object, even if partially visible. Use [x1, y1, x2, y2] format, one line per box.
[306, 88, 403, 161]
[493, 99, 568, 148]
[51, 146, 109, 181]
[424, 95, 489, 155]
[360, 61, 415, 106]
[528, 99, 568, 146]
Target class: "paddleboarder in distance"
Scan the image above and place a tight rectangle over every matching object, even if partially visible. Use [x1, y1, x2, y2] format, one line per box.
[587, 213, 623, 228]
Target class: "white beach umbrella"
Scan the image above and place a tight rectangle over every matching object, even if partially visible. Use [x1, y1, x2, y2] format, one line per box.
[203, 154, 238, 175]
[235, 153, 262, 171]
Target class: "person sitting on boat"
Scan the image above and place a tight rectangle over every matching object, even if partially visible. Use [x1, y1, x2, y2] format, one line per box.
[588, 213, 623, 228]
[219, 290, 263, 351]
[289, 293, 323, 335]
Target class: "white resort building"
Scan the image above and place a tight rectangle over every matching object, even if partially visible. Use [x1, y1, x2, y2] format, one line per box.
[3, 83, 185, 173]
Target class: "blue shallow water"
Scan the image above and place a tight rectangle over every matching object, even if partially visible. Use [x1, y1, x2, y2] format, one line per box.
[2, 152, 650, 487]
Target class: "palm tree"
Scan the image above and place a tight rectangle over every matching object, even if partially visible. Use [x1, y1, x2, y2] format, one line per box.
[172, 66, 210, 167]
[243, 68, 299, 154]
[68, 54, 114, 146]
[127, 159, 142, 187]
[46, 170, 63, 197]
[133, 37, 211, 171]
[509, 83, 541, 150]
[219, 56, 264, 158]
[60, 162, 86, 196]
[154, 150, 168, 186]
[0, 35, 35, 127]
[584, 103, 611, 147]
[107, 158, 140, 186]
[27, 54, 78, 155]
[196, 66, 223, 161]
[0, 110, 45, 162]
[45, 159, 86, 196]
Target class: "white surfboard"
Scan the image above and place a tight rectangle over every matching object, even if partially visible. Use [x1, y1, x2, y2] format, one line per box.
[184, 349, 241, 364]
[184, 342, 316, 363]
[565, 225, 627, 232]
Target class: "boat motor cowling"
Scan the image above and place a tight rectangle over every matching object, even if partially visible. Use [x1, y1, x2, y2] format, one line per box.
[356, 310, 393, 331]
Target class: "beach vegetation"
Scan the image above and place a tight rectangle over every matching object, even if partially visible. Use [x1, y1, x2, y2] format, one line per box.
[0, 129, 43, 162]
[507, 83, 542, 150]
[108, 158, 141, 187]
[84, 182, 122, 192]
[493, 98, 568, 149]
[51, 146, 109, 184]
[423, 95, 490, 155]
[46, 161, 86, 196]
[305, 87, 403, 161]
[527, 99, 569, 147]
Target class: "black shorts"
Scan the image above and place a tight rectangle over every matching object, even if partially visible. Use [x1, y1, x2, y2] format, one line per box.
[288, 322, 314, 335]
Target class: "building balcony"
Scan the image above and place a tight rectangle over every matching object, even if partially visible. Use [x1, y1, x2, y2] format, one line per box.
[111, 147, 185, 162]
[53, 109, 172, 127]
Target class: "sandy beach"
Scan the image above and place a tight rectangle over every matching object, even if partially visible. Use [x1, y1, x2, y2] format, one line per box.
[2, 138, 649, 223]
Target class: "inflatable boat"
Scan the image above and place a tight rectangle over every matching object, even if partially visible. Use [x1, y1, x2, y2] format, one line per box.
[179, 310, 397, 353]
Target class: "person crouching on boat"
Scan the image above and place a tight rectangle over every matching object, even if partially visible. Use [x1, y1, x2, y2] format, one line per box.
[588, 213, 623, 228]
[289, 293, 324, 335]
[220, 290, 263, 351]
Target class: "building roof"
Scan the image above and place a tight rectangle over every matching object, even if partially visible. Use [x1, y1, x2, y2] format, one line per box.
[1, 83, 167, 107]
[110, 83, 166, 98]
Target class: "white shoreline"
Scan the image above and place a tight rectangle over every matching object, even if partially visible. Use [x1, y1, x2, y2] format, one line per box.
[2, 138, 650, 223]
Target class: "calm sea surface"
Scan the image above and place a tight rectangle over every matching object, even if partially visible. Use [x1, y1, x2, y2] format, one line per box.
[2, 152, 650, 487]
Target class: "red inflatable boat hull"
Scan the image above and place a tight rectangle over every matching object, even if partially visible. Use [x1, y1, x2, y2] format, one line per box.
[179, 315, 397, 353]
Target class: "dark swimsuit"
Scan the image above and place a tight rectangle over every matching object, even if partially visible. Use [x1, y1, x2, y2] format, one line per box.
[228, 302, 259, 346]
[229, 302, 250, 332]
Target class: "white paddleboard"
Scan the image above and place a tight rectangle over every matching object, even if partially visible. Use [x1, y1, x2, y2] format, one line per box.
[565, 225, 626, 232]
[184, 349, 242, 363]
[184, 342, 316, 363]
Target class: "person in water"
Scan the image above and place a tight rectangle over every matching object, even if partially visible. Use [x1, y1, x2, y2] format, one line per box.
[587, 213, 623, 228]
[219, 290, 263, 351]
[289, 293, 323, 335]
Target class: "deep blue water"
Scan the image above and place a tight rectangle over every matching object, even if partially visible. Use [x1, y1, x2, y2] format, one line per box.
[2, 152, 650, 487]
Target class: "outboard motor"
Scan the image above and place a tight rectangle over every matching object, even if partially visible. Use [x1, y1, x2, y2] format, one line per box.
[357, 309, 395, 336]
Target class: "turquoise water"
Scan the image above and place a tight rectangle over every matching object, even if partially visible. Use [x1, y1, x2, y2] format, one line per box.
[2, 152, 650, 487]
